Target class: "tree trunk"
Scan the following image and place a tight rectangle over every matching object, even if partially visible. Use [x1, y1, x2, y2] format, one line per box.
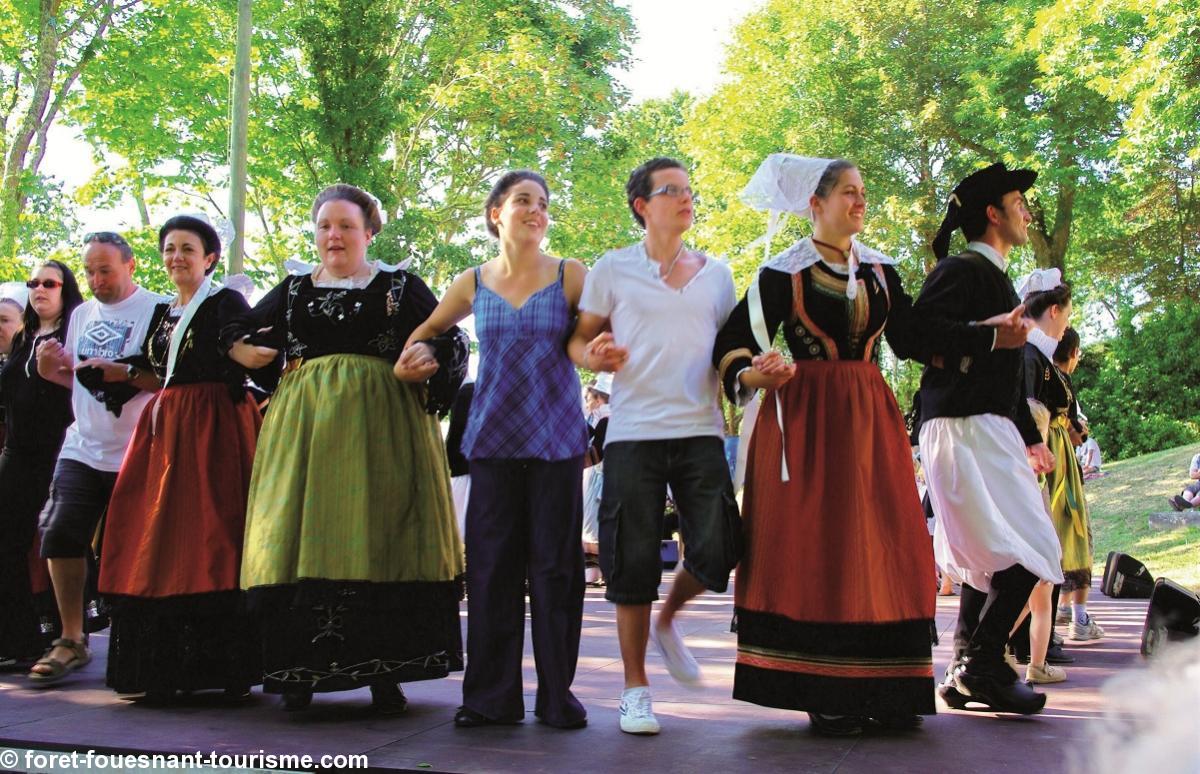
[1027, 165, 1077, 274]
[0, 0, 62, 259]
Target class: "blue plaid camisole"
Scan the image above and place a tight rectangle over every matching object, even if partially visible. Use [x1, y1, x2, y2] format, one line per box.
[461, 260, 588, 461]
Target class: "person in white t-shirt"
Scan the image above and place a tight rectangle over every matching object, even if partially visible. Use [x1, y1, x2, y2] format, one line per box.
[568, 157, 741, 735]
[29, 232, 163, 684]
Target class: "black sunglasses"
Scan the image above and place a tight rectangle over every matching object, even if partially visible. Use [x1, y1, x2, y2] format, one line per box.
[83, 231, 129, 247]
[26, 279, 62, 289]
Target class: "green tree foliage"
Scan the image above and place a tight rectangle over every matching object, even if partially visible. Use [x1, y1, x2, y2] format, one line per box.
[548, 92, 694, 263]
[0, 0, 139, 266]
[64, 0, 633, 289]
[1031, 0, 1200, 303]
[684, 0, 1128, 285]
[1075, 301, 1200, 460]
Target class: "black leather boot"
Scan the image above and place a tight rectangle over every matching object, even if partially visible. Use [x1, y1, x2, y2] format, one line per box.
[954, 670, 1047, 714]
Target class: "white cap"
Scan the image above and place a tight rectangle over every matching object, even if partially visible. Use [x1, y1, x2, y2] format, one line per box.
[1015, 268, 1064, 300]
[592, 372, 613, 395]
[741, 154, 841, 264]
[0, 281, 28, 308]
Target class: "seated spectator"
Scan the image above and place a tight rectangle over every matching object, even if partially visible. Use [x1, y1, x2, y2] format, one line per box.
[1169, 451, 1200, 511]
[1077, 437, 1103, 480]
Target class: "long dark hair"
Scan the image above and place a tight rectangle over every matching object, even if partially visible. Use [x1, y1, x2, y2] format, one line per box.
[19, 260, 84, 348]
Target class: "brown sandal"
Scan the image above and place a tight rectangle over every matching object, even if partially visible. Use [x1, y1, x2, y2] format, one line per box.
[28, 637, 92, 685]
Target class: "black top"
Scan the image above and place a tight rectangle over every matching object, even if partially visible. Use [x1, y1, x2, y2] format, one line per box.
[1025, 344, 1085, 436]
[223, 268, 469, 415]
[911, 250, 1040, 446]
[713, 261, 922, 400]
[143, 287, 279, 401]
[0, 327, 73, 456]
[444, 381, 474, 477]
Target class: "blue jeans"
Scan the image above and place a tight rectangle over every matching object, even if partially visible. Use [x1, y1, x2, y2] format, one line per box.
[599, 436, 742, 605]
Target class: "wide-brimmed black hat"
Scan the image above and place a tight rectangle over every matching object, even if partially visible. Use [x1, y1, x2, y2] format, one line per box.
[931, 162, 1037, 259]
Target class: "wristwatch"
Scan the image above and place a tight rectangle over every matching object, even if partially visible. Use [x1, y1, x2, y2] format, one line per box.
[125, 364, 139, 382]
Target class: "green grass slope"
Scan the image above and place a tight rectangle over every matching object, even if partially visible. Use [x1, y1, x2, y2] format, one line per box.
[1086, 444, 1199, 591]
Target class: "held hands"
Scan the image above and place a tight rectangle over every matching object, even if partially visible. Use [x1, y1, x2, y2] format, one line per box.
[740, 350, 796, 391]
[71, 357, 129, 383]
[229, 328, 280, 370]
[584, 332, 629, 373]
[394, 342, 438, 382]
[1027, 442, 1055, 474]
[35, 338, 73, 381]
[979, 305, 1034, 350]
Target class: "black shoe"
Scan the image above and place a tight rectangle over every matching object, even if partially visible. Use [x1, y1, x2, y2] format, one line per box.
[937, 680, 970, 710]
[1051, 632, 1064, 647]
[1045, 644, 1075, 664]
[453, 706, 523, 728]
[370, 683, 408, 716]
[806, 712, 865, 736]
[870, 714, 924, 731]
[223, 684, 252, 703]
[1169, 496, 1185, 512]
[955, 671, 1047, 715]
[281, 689, 313, 711]
[142, 689, 173, 706]
[536, 714, 588, 730]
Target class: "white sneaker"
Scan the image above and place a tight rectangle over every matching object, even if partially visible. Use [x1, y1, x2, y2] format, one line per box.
[1055, 607, 1071, 625]
[651, 620, 702, 686]
[619, 686, 660, 735]
[1068, 615, 1105, 641]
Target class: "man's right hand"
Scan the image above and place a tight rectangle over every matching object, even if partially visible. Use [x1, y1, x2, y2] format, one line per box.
[979, 305, 1033, 350]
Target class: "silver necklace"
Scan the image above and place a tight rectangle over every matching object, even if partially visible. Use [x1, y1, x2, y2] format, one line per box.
[648, 241, 687, 279]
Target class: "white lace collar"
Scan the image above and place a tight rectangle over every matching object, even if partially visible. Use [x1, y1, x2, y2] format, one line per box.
[763, 237, 897, 276]
[1027, 326, 1059, 362]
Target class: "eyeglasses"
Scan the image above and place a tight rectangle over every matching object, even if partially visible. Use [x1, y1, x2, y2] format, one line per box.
[647, 184, 697, 202]
[83, 231, 129, 247]
[26, 279, 62, 289]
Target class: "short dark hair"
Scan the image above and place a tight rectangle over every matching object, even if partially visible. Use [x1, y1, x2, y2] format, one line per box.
[961, 192, 1010, 242]
[312, 184, 384, 235]
[813, 159, 857, 200]
[1023, 281, 1072, 319]
[626, 157, 686, 228]
[483, 170, 550, 238]
[83, 231, 133, 262]
[1053, 326, 1080, 364]
[158, 215, 222, 275]
[19, 260, 84, 344]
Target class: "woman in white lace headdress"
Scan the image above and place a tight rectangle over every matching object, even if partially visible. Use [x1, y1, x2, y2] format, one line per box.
[713, 154, 935, 736]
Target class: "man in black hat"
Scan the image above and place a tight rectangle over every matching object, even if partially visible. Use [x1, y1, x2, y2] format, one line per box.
[912, 163, 1065, 715]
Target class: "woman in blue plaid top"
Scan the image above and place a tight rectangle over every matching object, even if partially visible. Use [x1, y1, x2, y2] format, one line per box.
[399, 170, 591, 730]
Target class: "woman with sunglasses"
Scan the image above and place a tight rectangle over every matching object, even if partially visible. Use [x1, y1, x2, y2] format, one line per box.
[0, 262, 84, 668]
[713, 155, 935, 735]
[96, 215, 276, 702]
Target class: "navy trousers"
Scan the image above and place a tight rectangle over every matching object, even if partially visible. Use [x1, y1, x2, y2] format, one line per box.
[462, 456, 586, 726]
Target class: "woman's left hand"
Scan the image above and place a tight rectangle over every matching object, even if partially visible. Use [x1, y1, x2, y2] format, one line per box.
[394, 342, 439, 382]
